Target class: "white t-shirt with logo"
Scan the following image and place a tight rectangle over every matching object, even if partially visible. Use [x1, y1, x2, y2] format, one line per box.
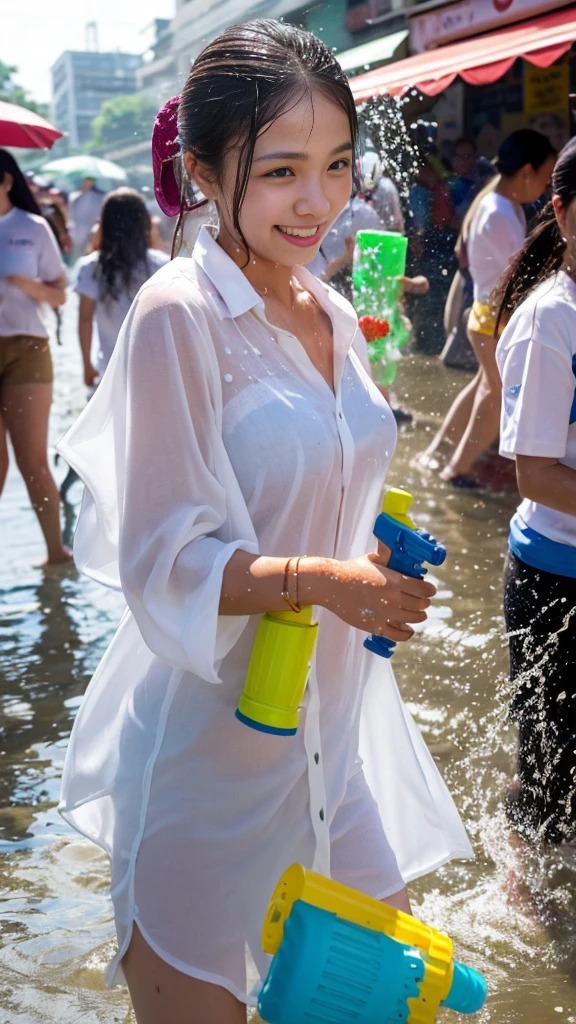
[468, 192, 526, 303]
[75, 249, 169, 375]
[0, 207, 66, 338]
[497, 271, 576, 549]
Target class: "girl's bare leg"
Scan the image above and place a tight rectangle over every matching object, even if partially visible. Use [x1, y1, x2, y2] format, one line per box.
[122, 924, 248, 1024]
[441, 330, 501, 480]
[0, 404, 9, 495]
[383, 887, 411, 915]
[421, 370, 480, 464]
[0, 382, 72, 564]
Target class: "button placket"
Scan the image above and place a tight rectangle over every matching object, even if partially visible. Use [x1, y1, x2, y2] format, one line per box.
[304, 650, 330, 877]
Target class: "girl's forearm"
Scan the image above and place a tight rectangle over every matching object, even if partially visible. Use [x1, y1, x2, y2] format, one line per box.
[79, 317, 93, 368]
[516, 456, 576, 516]
[8, 275, 66, 307]
[219, 549, 335, 615]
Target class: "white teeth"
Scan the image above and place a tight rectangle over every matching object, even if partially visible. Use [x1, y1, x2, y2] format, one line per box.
[279, 226, 318, 237]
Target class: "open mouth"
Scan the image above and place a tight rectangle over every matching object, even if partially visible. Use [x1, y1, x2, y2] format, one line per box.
[275, 225, 322, 247]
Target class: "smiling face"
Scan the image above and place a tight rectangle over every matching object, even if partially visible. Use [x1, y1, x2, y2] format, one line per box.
[189, 89, 354, 267]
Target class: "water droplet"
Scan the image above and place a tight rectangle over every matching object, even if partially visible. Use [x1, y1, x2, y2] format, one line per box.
[224, 373, 233, 383]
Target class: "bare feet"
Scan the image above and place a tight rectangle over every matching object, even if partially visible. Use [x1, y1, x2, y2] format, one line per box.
[39, 546, 74, 567]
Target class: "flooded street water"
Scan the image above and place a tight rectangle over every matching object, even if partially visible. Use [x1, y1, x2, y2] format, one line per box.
[1, 297, 576, 1023]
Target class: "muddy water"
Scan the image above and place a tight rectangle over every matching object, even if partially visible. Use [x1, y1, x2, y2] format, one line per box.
[1, 299, 575, 1023]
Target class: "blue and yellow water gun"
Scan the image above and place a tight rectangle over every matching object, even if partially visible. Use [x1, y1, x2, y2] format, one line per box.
[258, 864, 487, 1024]
[235, 489, 445, 734]
[364, 488, 446, 659]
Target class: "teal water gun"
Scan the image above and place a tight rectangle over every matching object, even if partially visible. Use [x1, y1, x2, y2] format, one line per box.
[258, 864, 487, 1024]
[352, 230, 409, 388]
[365, 488, 446, 659]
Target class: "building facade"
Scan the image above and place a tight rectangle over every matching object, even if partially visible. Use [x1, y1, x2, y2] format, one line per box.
[166, 0, 419, 88]
[402, 0, 576, 160]
[51, 50, 143, 151]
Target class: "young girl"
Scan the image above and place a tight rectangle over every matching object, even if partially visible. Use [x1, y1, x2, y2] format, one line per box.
[58, 22, 471, 1023]
[0, 150, 70, 564]
[75, 188, 168, 388]
[423, 131, 556, 487]
[496, 137, 576, 845]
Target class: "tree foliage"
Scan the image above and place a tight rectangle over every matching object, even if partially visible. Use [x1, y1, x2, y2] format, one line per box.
[89, 93, 157, 151]
[0, 60, 49, 119]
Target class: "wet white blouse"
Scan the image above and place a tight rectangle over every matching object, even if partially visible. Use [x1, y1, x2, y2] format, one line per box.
[57, 226, 471, 1003]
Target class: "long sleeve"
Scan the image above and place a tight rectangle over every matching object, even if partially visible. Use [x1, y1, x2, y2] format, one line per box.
[58, 274, 258, 682]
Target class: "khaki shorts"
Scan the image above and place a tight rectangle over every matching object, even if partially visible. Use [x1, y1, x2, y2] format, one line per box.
[468, 300, 497, 338]
[0, 334, 53, 386]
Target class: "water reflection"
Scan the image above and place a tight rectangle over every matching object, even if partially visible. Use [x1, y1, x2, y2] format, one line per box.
[0, 328, 575, 1021]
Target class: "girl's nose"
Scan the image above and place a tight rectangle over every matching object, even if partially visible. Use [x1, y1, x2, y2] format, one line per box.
[293, 180, 331, 220]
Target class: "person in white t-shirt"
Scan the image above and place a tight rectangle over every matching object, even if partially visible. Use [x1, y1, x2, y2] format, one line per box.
[496, 136, 576, 843]
[420, 131, 556, 486]
[75, 188, 169, 387]
[0, 149, 70, 564]
[58, 189, 169, 499]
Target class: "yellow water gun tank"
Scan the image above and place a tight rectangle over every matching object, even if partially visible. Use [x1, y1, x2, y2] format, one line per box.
[235, 607, 318, 735]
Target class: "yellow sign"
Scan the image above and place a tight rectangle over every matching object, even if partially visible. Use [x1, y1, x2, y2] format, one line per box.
[524, 60, 570, 149]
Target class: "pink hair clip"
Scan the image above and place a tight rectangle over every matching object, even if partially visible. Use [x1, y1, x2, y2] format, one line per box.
[152, 95, 183, 217]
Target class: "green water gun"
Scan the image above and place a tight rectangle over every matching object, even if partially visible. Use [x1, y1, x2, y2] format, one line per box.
[352, 229, 409, 388]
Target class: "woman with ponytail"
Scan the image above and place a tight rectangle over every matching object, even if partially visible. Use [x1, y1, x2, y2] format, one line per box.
[422, 130, 556, 487]
[496, 136, 576, 843]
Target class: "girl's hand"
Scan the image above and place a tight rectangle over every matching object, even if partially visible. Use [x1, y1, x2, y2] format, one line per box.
[83, 362, 99, 388]
[311, 552, 436, 643]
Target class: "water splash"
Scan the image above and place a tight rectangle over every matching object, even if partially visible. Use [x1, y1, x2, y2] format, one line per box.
[358, 94, 427, 209]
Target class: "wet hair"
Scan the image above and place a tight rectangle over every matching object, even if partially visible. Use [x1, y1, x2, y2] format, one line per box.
[495, 128, 556, 178]
[97, 188, 151, 303]
[0, 149, 41, 215]
[494, 136, 575, 333]
[177, 19, 358, 259]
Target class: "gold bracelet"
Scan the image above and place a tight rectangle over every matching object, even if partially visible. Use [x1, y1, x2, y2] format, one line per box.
[292, 555, 305, 612]
[282, 557, 300, 613]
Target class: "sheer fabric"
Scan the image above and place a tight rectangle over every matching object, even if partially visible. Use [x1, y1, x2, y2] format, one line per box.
[57, 226, 472, 1003]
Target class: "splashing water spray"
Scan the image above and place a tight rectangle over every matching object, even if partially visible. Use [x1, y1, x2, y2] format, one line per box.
[354, 97, 436, 386]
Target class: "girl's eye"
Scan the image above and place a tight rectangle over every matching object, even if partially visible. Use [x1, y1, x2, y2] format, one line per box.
[266, 167, 294, 179]
[329, 159, 351, 171]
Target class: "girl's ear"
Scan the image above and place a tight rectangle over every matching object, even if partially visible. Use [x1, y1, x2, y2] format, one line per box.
[183, 152, 218, 201]
[552, 194, 566, 235]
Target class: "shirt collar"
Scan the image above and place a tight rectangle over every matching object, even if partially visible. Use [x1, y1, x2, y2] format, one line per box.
[193, 225, 263, 319]
[192, 225, 360, 392]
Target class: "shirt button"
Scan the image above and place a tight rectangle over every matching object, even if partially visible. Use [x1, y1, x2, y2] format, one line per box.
[338, 411, 343, 419]
[314, 752, 320, 764]
[319, 808, 325, 821]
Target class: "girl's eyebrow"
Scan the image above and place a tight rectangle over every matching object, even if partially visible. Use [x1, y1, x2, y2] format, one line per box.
[253, 141, 353, 163]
